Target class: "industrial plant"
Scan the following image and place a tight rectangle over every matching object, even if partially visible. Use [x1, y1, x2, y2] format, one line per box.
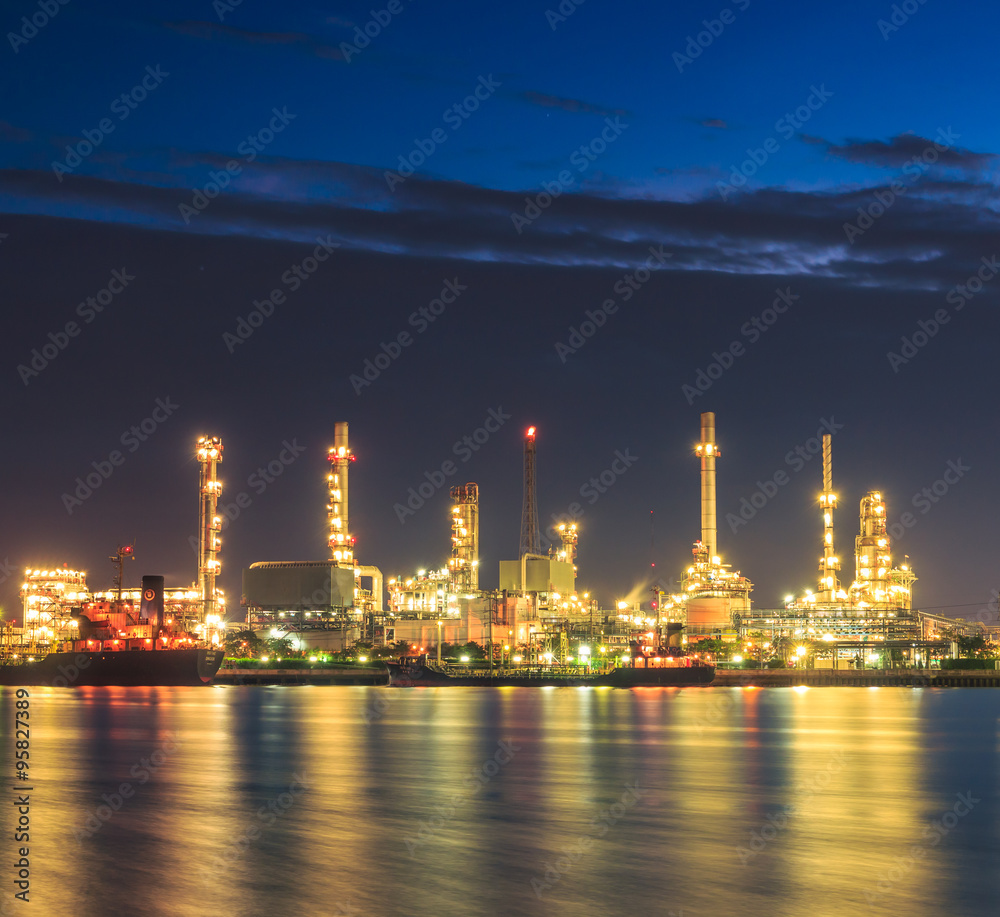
[240, 410, 995, 668]
[9, 413, 995, 667]
[9, 436, 229, 655]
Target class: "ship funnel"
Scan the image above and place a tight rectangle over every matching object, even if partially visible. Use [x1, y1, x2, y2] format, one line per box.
[140, 575, 165, 641]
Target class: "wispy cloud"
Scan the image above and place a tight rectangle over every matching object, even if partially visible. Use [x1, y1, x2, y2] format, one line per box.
[164, 20, 345, 61]
[809, 132, 999, 171]
[517, 91, 630, 118]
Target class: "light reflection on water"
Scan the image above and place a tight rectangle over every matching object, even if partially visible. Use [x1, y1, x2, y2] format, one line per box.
[1, 686, 997, 917]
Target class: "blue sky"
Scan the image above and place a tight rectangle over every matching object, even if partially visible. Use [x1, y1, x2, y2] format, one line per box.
[1, 0, 999, 615]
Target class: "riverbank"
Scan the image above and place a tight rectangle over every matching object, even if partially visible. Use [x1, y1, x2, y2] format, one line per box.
[213, 666, 1000, 687]
[712, 669, 1000, 687]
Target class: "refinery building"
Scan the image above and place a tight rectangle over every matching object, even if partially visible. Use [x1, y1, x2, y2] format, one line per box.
[12, 416, 994, 666]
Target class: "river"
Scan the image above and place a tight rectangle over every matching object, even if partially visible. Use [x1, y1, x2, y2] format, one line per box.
[1, 685, 997, 916]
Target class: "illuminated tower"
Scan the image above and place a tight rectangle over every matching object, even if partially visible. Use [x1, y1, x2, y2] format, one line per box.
[196, 436, 223, 622]
[519, 426, 540, 557]
[449, 484, 479, 592]
[695, 412, 719, 561]
[854, 491, 890, 606]
[557, 523, 578, 574]
[327, 422, 356, 567]
[817, 434, 841, 601]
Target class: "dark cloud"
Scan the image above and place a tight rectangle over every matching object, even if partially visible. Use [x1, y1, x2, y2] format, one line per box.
[164, 20, 346, 61]
[517, 91, 630, 118]
[810, 132, 998, 171]
[2, 148, 999, 301]
[0, 121, 33, 143]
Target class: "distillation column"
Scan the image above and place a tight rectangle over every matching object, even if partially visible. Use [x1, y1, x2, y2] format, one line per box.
[197, 436, 223, 623]
[854, 491, 891, 606]
[328, 423, 356, 567]
[818, 434, 841, 601]
[449, 483, 480, 593]
[695, 412, 719, 561]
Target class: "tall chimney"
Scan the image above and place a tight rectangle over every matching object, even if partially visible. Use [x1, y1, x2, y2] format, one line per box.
[328, 422, 355, 567]
[696, 412, 718, 561]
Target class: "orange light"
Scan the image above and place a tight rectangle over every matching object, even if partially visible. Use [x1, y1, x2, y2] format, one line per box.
[527, 427, 536, 437]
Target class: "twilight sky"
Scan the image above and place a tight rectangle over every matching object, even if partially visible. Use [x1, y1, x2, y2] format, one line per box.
[2, 0, 999, 621]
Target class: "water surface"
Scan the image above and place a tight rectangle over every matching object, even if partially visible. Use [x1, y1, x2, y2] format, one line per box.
[1, 685, 997, 916]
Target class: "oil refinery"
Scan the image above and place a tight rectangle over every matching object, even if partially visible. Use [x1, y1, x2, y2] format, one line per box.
[8, 413, 996, 666]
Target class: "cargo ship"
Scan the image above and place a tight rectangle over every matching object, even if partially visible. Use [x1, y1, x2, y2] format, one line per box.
[385, 653, 715, 688]
[0, 572, 224, 687]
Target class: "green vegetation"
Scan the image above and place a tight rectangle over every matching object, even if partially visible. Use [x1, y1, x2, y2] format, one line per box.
[940, 657, 998, 670]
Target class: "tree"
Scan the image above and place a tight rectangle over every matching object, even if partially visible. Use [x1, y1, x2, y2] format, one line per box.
[954, 634, 999, 658]
[226, 629, 263, 658]
[265, 636, 294, 657]
[457, 641, 486, 660]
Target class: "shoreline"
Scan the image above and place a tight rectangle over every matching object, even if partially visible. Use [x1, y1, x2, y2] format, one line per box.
[214, 666, 1000, 687]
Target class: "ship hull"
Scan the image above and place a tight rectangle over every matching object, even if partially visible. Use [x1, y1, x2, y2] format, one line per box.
[385, 661, 715, 688]
[0, 648, 225, 687]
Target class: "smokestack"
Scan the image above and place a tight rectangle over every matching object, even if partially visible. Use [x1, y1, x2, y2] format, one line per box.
[140, 575, 165, 644]
[519, 426, 540, 558]
[328, 422, 355, 567]
[696, 412, 718, 560]
[196, 436, 223, 624]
